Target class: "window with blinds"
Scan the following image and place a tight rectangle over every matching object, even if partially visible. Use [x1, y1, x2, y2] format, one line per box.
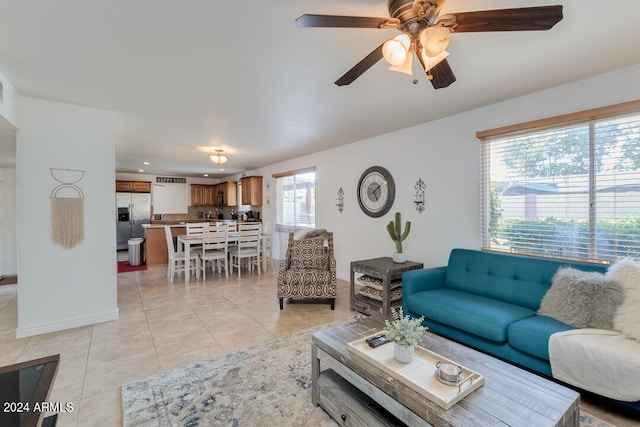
[274, 168, 316, 230]
[479, 102, 640, 263]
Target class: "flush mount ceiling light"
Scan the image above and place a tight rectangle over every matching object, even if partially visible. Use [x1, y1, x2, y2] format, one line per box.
[208, 149, 229, 165]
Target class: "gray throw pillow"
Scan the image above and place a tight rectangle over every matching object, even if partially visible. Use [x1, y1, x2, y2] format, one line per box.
[538, 267, 623, 329]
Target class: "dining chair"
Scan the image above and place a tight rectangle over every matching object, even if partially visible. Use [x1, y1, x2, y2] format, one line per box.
[198, 224, 228, 280]
[186, 222, 209, 235]
[229, 223, 261, 278]
[164, 225, 199, 282]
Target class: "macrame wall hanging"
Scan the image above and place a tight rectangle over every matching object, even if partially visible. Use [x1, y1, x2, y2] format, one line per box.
[50, 168, 85, 248]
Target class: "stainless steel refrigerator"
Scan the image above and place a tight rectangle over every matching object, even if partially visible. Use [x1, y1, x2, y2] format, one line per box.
[116, 192, 151, 250]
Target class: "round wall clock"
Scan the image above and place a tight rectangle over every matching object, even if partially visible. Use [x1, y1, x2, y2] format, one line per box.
[357, 166, 395, 217]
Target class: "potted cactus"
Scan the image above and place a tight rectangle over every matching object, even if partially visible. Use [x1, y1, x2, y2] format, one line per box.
[387, 212, 411, 263]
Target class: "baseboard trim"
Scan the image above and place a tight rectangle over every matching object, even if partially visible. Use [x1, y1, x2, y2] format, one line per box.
[16, 308, 119, 338]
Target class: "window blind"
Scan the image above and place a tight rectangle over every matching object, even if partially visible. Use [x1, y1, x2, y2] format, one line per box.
[274, 168, 316, 230]
[479, 104, 640, 263]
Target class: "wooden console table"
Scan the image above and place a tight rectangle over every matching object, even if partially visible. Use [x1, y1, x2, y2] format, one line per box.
[350, 257, 423, 315]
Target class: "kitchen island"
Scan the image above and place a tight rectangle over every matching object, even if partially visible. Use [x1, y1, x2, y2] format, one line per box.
[142, 220, 256, 265]
[143, 224, 186, 265]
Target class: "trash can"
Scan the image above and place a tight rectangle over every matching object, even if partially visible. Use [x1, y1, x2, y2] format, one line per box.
[128, 238, 145, 266]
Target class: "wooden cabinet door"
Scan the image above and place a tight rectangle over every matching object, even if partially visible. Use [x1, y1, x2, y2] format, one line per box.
[191, 184, 216, 206]
[116, 181, 133, 192]
[132, 181, 151, 193]
[241, 176, 262, 205]
[117, 180, 151, 193]
[191, 184, 205, 206]
[224, 181, 237, 206]
[203, 185, 215, 206]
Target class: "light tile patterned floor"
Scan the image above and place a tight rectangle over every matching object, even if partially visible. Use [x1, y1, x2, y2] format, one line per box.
[0, 260, 637, 426]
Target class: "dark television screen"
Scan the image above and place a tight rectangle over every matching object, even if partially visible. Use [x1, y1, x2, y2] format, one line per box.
[0, 354, 59, 427]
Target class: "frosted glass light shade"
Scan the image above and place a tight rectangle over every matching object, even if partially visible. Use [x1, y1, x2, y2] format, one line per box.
[420, 49, 449, 71]
[389, 52, 413, 75]
[419, 27, 451, 58]
[382, 33, 411, 66]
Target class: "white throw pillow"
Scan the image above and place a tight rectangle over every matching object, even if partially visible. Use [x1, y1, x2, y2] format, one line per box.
[607, 258, 640, 340]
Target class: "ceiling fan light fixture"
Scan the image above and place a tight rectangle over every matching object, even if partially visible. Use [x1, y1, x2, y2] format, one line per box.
[421, 49, 449, 71]
[382, 33, 411, 66]
[389, 51, 413, 75]
[419, 26, 451, 57]
[208, 149, 228, 164]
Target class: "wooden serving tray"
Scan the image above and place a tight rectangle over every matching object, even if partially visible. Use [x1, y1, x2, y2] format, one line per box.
[347, 335, 485, 410]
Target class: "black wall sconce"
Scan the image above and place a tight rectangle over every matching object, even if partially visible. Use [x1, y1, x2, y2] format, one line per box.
[414, 178, 426, 213]
[336, 187, 344, 213]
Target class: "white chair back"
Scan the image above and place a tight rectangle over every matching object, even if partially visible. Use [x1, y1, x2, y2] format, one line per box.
[203, 225, 227, 252]
[237, 223, 261, 250]
[187, 222, 209, 235]
[164, 225, 176, 258]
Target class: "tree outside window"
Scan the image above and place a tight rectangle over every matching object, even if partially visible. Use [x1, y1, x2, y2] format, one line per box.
[481, 108, 640, 263]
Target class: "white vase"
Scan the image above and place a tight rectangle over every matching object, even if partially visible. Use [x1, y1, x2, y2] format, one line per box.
[393, 252, 407, 263]
[394, 343, 414, 363]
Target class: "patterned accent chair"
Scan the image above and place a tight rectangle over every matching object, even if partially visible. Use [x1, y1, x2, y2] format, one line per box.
[277, 231, 337, 310]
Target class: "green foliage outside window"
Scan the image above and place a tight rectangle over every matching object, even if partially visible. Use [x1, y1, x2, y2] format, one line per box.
[498, 217, 640, 262]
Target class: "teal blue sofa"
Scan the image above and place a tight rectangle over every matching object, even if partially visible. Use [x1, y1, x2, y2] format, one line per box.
[403, 248, 640, 411]
[402, 249, 607, 379]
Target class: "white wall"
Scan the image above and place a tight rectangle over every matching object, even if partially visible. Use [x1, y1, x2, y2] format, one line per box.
[0, 168, 17, 276]
[16, 97, 118, 338]
[239, 64, 640, 280]
[0, 71, 18, 129]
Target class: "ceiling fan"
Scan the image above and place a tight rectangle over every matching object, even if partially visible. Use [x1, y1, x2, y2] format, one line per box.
[296, 1, 563, 89]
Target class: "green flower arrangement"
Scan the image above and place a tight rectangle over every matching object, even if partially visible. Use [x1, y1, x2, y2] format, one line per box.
[384, 307, 428, 347]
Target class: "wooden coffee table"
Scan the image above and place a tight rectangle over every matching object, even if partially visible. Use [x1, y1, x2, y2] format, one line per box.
[311, 316, 579, 427]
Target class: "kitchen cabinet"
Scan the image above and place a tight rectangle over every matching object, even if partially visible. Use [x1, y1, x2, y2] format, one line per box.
[191, 184, 215, 206]
[116, 180, 151, 193]
[241, 176, 262, 205]
[215, 181, 237, 206]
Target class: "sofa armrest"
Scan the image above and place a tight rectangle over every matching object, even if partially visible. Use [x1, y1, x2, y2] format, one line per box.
[402, 267, 447, 295]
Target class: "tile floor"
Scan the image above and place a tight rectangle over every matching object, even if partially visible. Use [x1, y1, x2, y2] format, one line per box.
[0, 259, 637, 426]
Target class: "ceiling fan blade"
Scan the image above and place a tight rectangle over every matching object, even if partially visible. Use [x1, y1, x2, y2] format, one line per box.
[296, 14, 399, 29]
[437, 5, 563, 33]
[429, 59, 456, 89]
[335, 43, 384, 86]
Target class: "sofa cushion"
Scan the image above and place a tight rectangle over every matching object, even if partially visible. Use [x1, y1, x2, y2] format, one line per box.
[278, 269, 336, 297]
[538, 267, 623, 329]
[405, 288, 535, 343]
[444, 249, 608, 310]
[289, 237, 327, 269]
[508, 315, 575, 361]
[608, 258, 640, 340]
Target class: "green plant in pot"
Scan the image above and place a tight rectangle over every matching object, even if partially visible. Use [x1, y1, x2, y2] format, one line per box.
[385, 307, 427, 363]
[387, 212, 411, 263]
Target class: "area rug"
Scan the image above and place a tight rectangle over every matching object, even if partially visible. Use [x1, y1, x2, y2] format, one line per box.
[118, 260, 148, 273]
[122, 317, 616, 427]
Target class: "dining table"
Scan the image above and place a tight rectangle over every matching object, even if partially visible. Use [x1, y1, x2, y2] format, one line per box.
[176, 232, 268, 282]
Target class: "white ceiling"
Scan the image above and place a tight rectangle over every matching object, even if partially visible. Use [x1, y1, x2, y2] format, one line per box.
[1, 0, 639, 178]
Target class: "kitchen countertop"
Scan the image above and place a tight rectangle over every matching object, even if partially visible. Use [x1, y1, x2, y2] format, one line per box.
[143, 219, 255, 228]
